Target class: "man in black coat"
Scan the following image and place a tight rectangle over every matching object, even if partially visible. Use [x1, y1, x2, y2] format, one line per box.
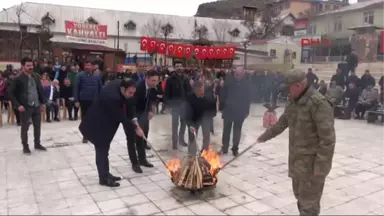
[221, 67, 251, 156]
[185, 80, 217, 155]
[127, 70, 159, 173]
[165, 62, 191, 149]
[79, 79, 144, 187]
[8, 57, 47, 154]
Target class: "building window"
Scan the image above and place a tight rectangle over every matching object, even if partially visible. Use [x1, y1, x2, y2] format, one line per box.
[270, 49, 276, 57]
[307, 24, 316, 35]
[363, 11, 374, 24]
[318, 4, 323, 12]
[325, 4, 330, 10]
[292, 52, 296, 59]
[333, 17, 342, 32]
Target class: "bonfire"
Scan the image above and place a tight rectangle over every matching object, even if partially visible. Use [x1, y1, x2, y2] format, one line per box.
[166, 147, 221, 190]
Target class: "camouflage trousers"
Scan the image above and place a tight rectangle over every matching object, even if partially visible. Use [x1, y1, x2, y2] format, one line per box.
[292, 178, 325, 216]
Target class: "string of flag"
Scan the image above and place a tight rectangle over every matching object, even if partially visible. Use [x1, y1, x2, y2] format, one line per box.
[140, 36, 237, 60]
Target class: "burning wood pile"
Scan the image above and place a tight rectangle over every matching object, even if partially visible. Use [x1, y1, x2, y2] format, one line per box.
[166, 147, 221, 190]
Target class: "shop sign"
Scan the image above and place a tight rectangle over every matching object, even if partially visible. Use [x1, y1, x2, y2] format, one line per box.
[65, 20, 107, 44]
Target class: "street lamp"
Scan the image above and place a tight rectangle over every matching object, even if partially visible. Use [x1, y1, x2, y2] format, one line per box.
[240, 37, 252, 69]
[161, 23, 173, 66]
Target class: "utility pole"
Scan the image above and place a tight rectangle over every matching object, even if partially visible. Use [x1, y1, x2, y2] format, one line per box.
[117, 21, 120, 49]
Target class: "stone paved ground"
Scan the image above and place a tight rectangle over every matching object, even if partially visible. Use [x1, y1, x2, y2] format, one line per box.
[0, 104, 383, 215]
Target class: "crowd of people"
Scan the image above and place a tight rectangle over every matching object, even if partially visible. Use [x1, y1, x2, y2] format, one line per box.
[2, 54, 384, 216]
[311, 68, 384, 120]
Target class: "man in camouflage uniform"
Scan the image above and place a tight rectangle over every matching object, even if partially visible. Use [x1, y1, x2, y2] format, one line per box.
[257, 69, 335, 216]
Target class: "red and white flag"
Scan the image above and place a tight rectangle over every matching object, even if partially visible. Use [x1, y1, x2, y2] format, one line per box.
[140, 37, 149, 51]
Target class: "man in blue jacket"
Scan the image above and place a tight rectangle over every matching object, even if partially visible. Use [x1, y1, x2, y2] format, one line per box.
[79, 79, 144, 187]
[74, 61, 102, 143]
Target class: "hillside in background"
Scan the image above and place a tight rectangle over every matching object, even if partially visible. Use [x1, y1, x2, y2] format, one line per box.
[195, 0, 270, 19]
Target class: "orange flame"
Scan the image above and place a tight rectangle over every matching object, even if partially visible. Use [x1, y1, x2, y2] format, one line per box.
[201, 146, 222, 176]
[166, 158, 180, 177]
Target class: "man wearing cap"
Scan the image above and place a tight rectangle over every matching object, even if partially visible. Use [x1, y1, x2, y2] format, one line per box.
[257, 69, 335, 216]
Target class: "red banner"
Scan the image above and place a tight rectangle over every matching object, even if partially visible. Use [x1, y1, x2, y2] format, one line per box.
[381, 31, 384, 53]
[157, 41, 166, 54]
[65, 21, 107, 44]
[167, 43, 176, 56]
[175, 44, 185, 58]
[139, 36, 236, 59]
[147, 38, 158, 52]
[140, 37, 149, 51]
[184, 45, 193, 58]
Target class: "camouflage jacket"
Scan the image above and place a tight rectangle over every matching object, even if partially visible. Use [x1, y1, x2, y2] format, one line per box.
[260, 87, 335, 181]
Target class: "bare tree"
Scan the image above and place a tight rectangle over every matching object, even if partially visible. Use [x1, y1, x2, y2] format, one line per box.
[212, 20, 232, 43]
[141, 16, 163, 39]
[191, 20, 209, 41]
[15, 3, 30, 59]
[242, 4, 281, 40]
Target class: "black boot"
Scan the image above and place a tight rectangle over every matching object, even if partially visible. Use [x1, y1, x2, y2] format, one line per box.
[132, 165, 143, 173]
[99, 177, 120, 187]
[35, 144, 47, 151]
[82, 137, 88, 143]
[108, 173, 122, 181]
[23, 146, 31, 155]
[140, 160, 154, 168]
[220, 148, 228, 155]
[232, 149, 239, 157]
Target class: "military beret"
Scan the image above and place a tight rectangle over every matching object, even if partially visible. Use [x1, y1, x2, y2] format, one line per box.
[283, 69, 306, 86]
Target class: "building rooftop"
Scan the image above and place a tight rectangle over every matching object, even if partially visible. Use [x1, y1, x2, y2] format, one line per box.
[0, 2, 249, 42]
[316, 0, 384, 16]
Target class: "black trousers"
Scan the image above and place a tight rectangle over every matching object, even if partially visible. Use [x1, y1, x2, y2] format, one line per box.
[14, 109, 21, 125]
[171, 106, 187, 148]
[65, 99, 79, 119]
[20, 106, 41, 148]
[135, 113, 149, 161]
[222, 118, 244, 152]
[95, 143, 111, 180]
[124, 125, 140, 166]
[46, 101, 59, 120]
[80, 100, 92, 119]
[355, 103, 374, 117]
[187, 117, 212, 156]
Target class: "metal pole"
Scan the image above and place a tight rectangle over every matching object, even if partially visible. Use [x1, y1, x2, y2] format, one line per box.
[164, 34, 167, 66]
[220, 141, 259, 170]
[117, 21, 120, 49]
[244, 45, 248, 69]
[142, 136, 168, 168]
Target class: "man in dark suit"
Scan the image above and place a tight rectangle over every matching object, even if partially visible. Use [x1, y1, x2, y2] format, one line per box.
[164, 62, 191, 149]
[8, 57, 47, 155]
[128, 70, 159, 173]
[221, 67, 251, 156]
[79, 79, 144, 187]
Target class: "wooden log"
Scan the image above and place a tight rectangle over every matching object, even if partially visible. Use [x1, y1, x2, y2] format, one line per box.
[8, 101, 15, 124]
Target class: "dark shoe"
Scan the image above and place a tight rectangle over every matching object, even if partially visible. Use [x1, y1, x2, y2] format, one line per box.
[99, 177, 120, 187]
[69, 117, 74, 121]
[108, 173, 122, 181]
[23, 147, 31, 155]
[132, 165, 143, 173]
[220, 148, 228, 155]
[54, 118, 60, 122]
[74, 117, 78, 120]
[17, 122, 21, 126]
[35, 145, 47, 151]
[179, 140, 188, 147]
[82, 138, 88, 143]
[140, 160, 154, 168]
[232, 149, 239, 157]
[144, 145, 151, 150]
[46, 119, 52, 123]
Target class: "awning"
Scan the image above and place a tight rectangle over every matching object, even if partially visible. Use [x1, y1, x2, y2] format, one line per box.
[53, 42, 124, 53]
